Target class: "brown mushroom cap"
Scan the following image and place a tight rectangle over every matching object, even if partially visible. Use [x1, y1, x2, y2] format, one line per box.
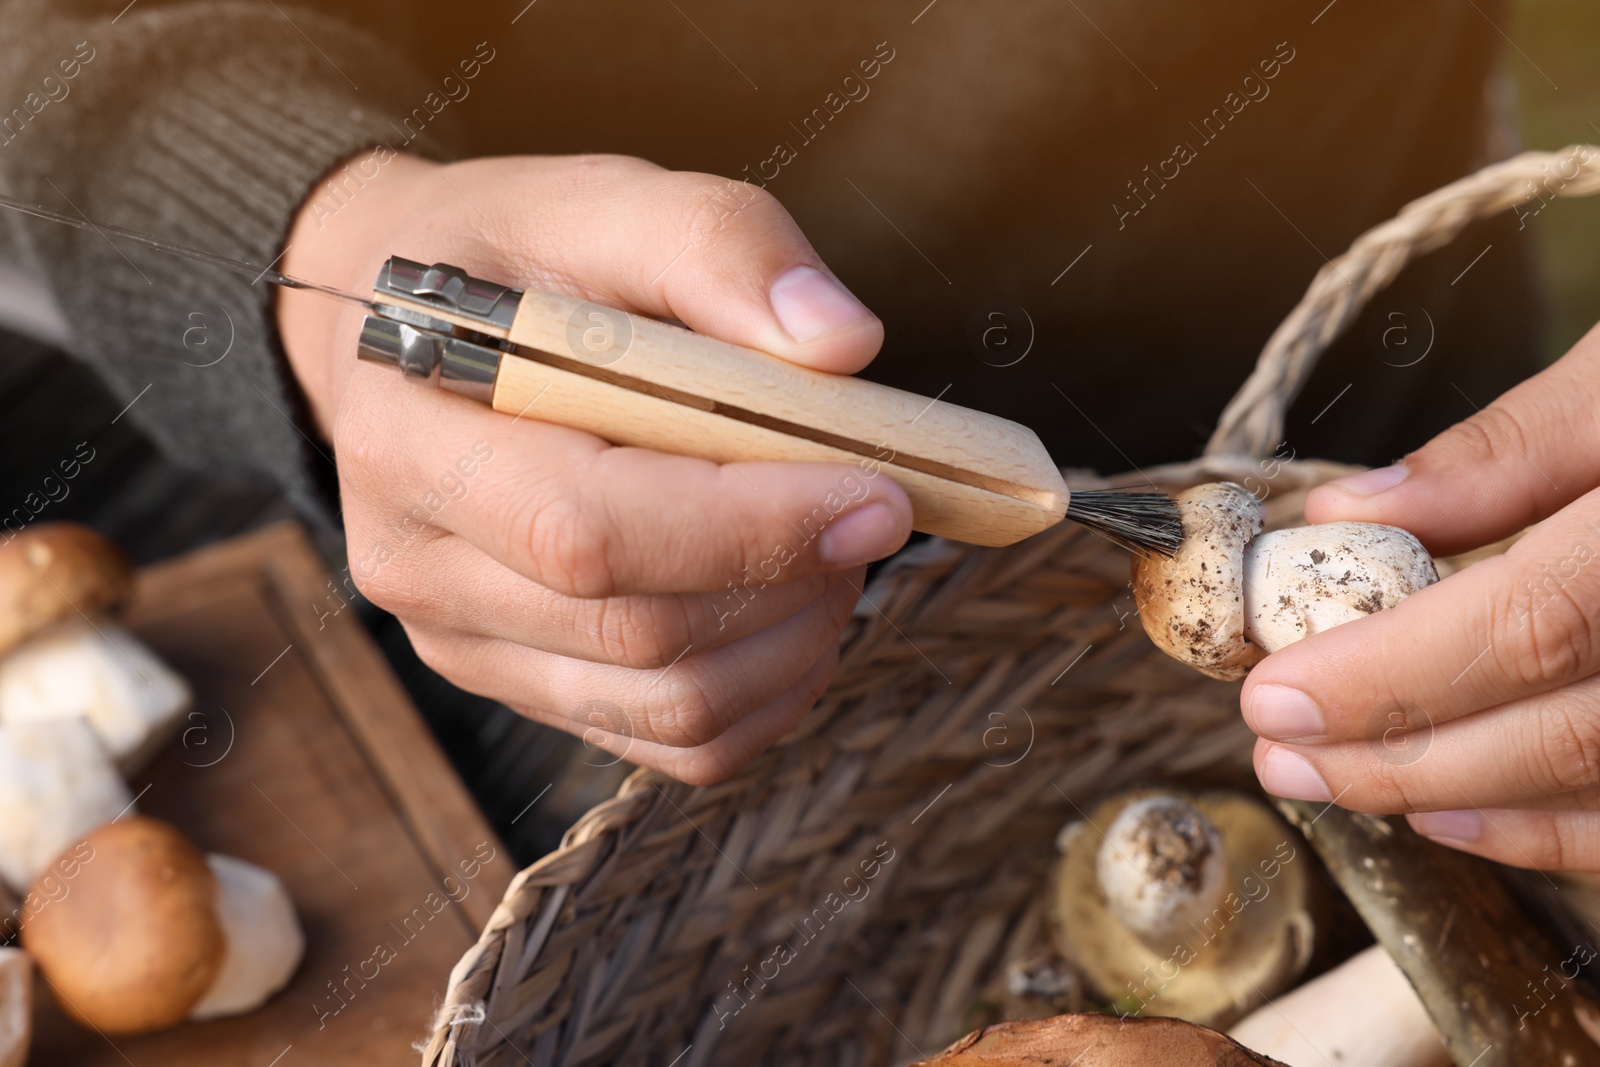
[1131, 483, 1265, 681]
[21, 816, 223, 1035]
[0, 523, 133, 657]
[915, 1014, 1288, 1066]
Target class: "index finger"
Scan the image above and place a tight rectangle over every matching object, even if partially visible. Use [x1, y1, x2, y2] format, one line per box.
[1242, 487, 1600, 743]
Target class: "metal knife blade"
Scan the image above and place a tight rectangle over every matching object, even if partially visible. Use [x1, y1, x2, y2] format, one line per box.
[0, 191, 380, 313]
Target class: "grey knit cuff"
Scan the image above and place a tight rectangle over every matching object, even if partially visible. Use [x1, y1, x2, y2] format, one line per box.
[0, 2, 456, 521]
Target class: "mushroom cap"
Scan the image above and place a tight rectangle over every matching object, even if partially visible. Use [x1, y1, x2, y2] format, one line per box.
[1242, 523, 1439, 652]
[22, 816, 224, 1035]
[1132, 483, 1265, 681]
[0, 523, 133, 657]
[915, 1013, 1286, 1066]
[1096, 797, 1229, 945]
[1053, 790, 1313, 1028]
[0, 718, 132, 894]
[188, 854, 304, 1021]
[0, 947, 29, 1067]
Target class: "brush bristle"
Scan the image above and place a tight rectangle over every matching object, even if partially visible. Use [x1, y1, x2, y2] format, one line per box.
[1064, 489, 1183, 557]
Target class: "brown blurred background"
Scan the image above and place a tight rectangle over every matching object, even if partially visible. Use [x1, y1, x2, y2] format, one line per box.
[1514, 0, 1600, 360]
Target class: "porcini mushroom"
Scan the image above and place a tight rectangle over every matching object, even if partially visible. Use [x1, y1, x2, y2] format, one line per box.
[1229, 944, 1448, 1067]
[21, 817, 304, 1034]
[0, 717, 131, 894]
[0, 948, 29, 1067]
[0, 619, 192, 772]
[1133, 483, 1437, 679]
[1052, 790, 1312, 1027]
[23, 816, 223, 1034]
[0, 523, 133, 657]
[0, 522, 190, 771]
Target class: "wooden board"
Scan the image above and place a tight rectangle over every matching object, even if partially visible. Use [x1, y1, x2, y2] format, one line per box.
[28, 521, 513, 1066]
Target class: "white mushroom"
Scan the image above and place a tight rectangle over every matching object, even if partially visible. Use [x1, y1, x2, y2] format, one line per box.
[21, 817, 304, 1034]
[1133, 483, 1437, 679]
[0, 718, 131, 894]
[1053, 789, 1313, 1027]
[189, 854, 305, 1021]
[1229, 943, 1449, 1067]
[1241, 523, 1437, 651]
[0, 947, 28, 1067]
[0, 619, 192, 773]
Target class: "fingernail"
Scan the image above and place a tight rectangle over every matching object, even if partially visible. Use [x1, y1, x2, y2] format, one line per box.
[1325, 463, 1409, 497]
[1257, 746, 1333, 802]
[770, 265, 875, 343]
[818, 502, 900, 566]
[1408, 809, 1483, 844]
[1246, 685, 1325, 740]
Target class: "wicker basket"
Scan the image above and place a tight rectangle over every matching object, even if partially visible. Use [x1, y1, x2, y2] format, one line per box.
[421, 146, 1600, 1067]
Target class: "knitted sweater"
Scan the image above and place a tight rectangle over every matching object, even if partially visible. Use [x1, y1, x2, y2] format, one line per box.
[0, 0, 1542, 514]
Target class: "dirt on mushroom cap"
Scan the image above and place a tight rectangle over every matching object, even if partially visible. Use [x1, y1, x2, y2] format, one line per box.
[1132, 483, 1266, 681]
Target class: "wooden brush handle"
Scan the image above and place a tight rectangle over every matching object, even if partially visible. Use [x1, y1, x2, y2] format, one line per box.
[490, 288, 1068, 548]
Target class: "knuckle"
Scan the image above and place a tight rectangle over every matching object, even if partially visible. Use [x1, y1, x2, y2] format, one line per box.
[330, 405, 390, 488]
[1528, 815, 1584, 870]
[347, 541, 429, 619]
[1530, 700, 1600, 793]
[675, 173, 789, 255]
[1343, 757, 1426, 815]
[1440, 403, 1533, 470]
[560, 153, 655, 188]
[520, 485, 619, 599]
[402, 624, 459, 679]
[591, 597, 692, 670]
[1494, 572, 1600, 688]
[656, 668, 729, 748]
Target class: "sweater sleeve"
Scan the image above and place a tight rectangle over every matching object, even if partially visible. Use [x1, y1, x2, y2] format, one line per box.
[0, 0, 456, 520]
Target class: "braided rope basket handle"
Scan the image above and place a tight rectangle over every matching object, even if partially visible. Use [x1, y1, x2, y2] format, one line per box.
[1205, 144, 1600, 460]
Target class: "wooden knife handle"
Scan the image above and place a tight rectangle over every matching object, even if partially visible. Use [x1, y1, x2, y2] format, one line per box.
[488, 288, 1069, 548]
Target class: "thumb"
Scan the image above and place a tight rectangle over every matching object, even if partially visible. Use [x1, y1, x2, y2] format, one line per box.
[1304, 323, 1600, 557]
[484, 154, 884, 374]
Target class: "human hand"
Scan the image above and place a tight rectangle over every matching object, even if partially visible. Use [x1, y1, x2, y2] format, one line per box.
[1241, 321, 1600, 870]
[277, 152, 910, 784]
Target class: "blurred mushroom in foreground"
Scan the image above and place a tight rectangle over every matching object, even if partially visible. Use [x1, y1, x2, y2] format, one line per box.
[21, 816, 304, 1034]
[0, 523, 190, 772]
[1052, 790, 1312, 1027]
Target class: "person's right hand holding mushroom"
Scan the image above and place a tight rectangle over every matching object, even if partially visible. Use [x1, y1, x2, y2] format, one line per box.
[1238, 320, 1600, 871]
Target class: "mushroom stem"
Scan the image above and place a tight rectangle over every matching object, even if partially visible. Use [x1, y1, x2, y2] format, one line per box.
[0, 619, 192, 773]
[1229, 944, 1448, 1067]
[0, 718, 131, 895]
[188, 854, 305, 1021]
[1096, 797, 1228, 946]
[1240, 523, 1437, 653]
